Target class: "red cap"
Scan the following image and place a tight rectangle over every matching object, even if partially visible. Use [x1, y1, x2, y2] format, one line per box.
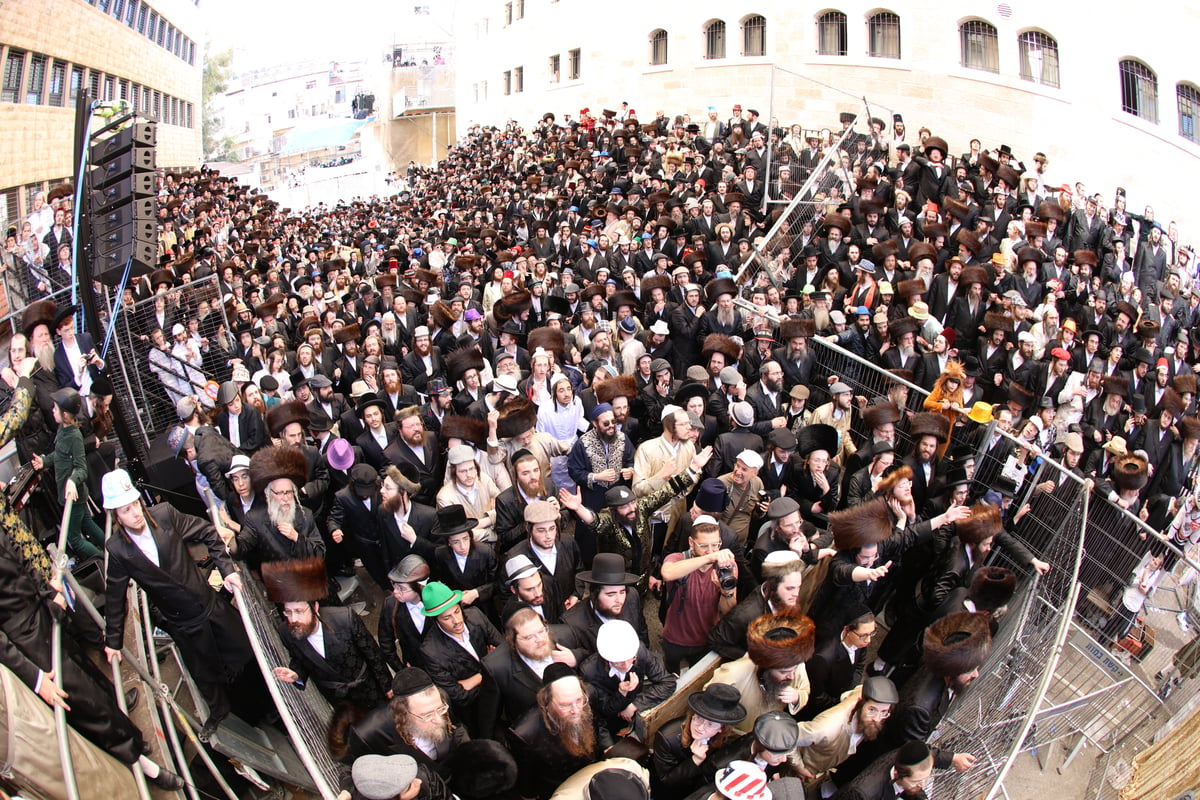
[1051, 347, 1071, 360]
[1157, 357, 1170, 370]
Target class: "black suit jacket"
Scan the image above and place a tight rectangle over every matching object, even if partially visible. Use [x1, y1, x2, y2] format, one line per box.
[356, 422, 399, 471]
[802, 635, 864, 719]
[378, 594, 433, 671]
[419, 606, 503, 708]
[280, 605, 392, 710]
[378, 502, 438, 575]
[214, 406, 269, 453]
[384, 432, 441, 505]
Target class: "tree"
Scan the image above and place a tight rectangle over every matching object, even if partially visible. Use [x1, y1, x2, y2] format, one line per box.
[202, 45, 238, 162]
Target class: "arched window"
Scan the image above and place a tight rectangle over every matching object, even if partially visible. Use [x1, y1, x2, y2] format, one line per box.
[742, 15, 767, 57]
[1179, 83, 1200, 142]
[1018, 31, 1059, 88]
[650, 29, 668, 66]
[867, 11, 900, 59]
[816, 11, 847, 56]
[704, 20, 726, 60]
[1120, 59, 1158, 123]
[960, 19, 998, 73]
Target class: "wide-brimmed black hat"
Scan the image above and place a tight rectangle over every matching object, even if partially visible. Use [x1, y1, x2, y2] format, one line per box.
[432, 504, 477, 538]
[674, 380, 711, 407]
[687, 683, 747, 726]
[578, 553, 639, 585]
[355, 391, 388, 419]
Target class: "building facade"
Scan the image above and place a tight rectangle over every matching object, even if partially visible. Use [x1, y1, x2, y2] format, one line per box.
[453, 0, 1200, 231]
[0, 0, 203, 227]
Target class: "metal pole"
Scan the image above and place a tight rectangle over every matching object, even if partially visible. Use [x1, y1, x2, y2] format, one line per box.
[762, 65, 775, 215]
[50, 497, 81, 800]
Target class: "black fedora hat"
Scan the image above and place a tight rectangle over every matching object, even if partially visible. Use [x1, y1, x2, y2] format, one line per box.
[578, 553, 639, 585]
[674, 380, 711, 406]
[687, 683, 747, 726]
[355, 391, 389, 419]
[433, 504, 477, 538]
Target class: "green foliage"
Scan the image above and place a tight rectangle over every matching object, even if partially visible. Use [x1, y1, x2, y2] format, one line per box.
[202, 45, 238, 161]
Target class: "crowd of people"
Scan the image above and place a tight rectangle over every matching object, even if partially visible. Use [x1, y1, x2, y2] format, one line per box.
[1, 100, 1198, 800]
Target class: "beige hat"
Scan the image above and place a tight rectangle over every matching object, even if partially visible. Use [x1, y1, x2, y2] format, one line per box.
[1103, 436, 1128, 456]
[447, 444, 477, 465]
[908, 301, 930, 321]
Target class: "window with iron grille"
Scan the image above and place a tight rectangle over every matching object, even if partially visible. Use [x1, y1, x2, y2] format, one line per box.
[157, 17, 167, 46]
[1, 188, 18, 226]
[119, 78, 129, 101]
[125, 0, 137, 25]
[514, 66, 523, 93]
[867, 11, 900, 58]
[1120, 60, 1157, 123]
[549, 54, 560, 83]
[111, 0, 125, 19]
[2, 50, 25, 104]
[136, 3, 148, 33]
[49, 61, 66, 106]
[704, 20, 727, 60]
[26, 54, 46, 105]
[503, 70, 511, 95]
[88, 70, 100, 98]
[1018, 31, 1059, 87]
[70, 66, 83, 102]
[960, 20, 998, 72]
[147, 11, 157, 39]
[23, 183, 43, 212]
[103, 75, 115, 101]
[186, 102, 193, 128]
[742, 15, 766, 57]
[98, 0, 111, 13]
[166, 26, 175, 54]
[817, 11, 847, 56]
[153, 90, 161, 119]
[568, 49, 580, 80]
[650, 30, 668, 65]
[1179, 84, 1200, 142]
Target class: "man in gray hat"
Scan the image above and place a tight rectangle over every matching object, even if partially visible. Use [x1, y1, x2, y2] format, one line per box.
[214, 379, 268, 454]
[792, 676, 899, 790]
[378, 555, 433, 672]
[710, 710, 802, 782]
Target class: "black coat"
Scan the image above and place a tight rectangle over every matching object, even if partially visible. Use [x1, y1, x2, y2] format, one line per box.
[378, 594, 433, 671]
[279, 605, 393, 711]
[379, 501, 438, 571]
[580, 644, 676, 732]
[432, 543, 500, 611]
[214, 405, 269, 453]
[707, 591, 770, 660]
[329, 486, 392, 588]
[338, 701, 470, 776]
[652, 717, 718, 800]
[509, 702, 612, 800]
[384, 432, 442, 506]
[235, 504, 325, 565]
[830, 747, 905, 799]
[506, 537, 583, 607]
[561, 591, 650, 652]
[419, 606, 503, 708]
[801, 636, 864, 720]
[356, 422, 399, 472]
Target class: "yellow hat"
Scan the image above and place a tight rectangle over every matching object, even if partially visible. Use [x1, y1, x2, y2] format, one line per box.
[966, 401, 994, 424]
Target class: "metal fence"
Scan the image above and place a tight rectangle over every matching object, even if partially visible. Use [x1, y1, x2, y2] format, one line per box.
[787, 331, 1200, 799]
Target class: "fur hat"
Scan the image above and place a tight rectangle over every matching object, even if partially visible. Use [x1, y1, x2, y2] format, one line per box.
[779, 318, 815, 340]
[609, 290, 641, 313]
[983, 312, 1012, 333]
[957, 231, 982, 256]
[956, 503, 1003, 545]
[829, 497, 893, 550]
[413, 267, 442, 287]
[266, 400, 311, 436]
[1024, 222, 1048, 240]
[746, 611, 816, 669]
[440, 415, 488, 447]
[595, 374, 638, 404]
[907, 242, 939, 264]
[1179, 416, 1200, 442]
[969, 567, 1017, 612]
[1173, 374, 1198, 396]
[875, 464, 913, 497]
[494, 290, 533, 322]
[496, 398, 537, 439]
[1111, 454, 1149, 492]
[446, 347, 486, 386]
[888, 316, 920, 343]
[263, 556, 327, 603]
[641, 274, 671, 296]
[923, 137, 949, 158]
[527, 327, 568, 364]
[1037, 201, 1065, 223]
[1102, 375, 1129, 398]
[333, 323, 361, 345]
[862, 402, 901, 431]
[924, 611, 992, 677]
[896, 278, 927, 299]
[959, 265, 989, 286]
[21, 300, 58, 338]
[430, 299, 459, 330]
[909, 412, 951, 443]
[249, 445, 309, 494]
[822, 213, 851, 235]
[374, 273, 398, 289]
[701, 333, 741, 364]
[1160, 388, 1186, 419]
[704, 278, 738, 305]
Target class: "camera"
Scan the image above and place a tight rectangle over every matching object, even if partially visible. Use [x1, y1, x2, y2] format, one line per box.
[716, 564, 737, 593]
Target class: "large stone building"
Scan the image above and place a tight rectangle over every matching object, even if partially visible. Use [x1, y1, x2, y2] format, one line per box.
[452, 0, 1200, 230]
[0, 0, 203, 228]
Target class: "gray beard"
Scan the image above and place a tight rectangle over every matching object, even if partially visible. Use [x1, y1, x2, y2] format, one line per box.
[716, 307, 736, 328]
[813, 309, 830, 330]
[35, 343, 55, 372]
[267, 494, 296, 529]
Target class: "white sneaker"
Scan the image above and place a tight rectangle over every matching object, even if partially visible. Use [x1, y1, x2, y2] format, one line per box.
[1178, 612, 1191, 632]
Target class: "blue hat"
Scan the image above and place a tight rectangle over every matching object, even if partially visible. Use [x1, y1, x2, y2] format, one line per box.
[569, 205, 579, 212]
[618, 317, 638, 334]
[590, 402, 614, 421]
[695, 477, 727, 513]
[854, 305, 871, 317]
[856, 259, 876, 273]
[167, 425, 189, 456]
[586, 239, 599, 248]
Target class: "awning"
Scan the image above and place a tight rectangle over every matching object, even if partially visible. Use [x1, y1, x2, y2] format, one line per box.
[279, 116, 373, 154]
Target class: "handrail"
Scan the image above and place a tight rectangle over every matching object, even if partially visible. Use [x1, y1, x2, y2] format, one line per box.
[50, 496, 80, 800]
[984, 490, 1091, 799]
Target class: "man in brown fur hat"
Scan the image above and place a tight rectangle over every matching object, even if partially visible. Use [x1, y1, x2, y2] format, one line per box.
[233, 445, 326, 564]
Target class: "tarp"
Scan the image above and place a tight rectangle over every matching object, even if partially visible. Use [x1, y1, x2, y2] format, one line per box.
[279, 116, 373, 154]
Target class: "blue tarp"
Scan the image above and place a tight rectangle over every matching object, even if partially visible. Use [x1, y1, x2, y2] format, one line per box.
[280, 116, 373, 154]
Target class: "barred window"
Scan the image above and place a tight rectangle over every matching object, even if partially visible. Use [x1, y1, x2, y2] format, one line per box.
[514, 66, 523, 93]
[49, 60, 66, 107]
[69, 66, 83, 102]
[1019, 31, 1059, 88]
[1, 188, 18, 225]
[2, 50, 25, 104]
[568, 49, 580, 80]
[650, 30, 668, 66]
[1120, 60, 1158, 123]
[1179, 83, 1200, 142]
[26, 54, 46, 105]
[817, 11, 847, 57]
[867, 11, 901, 59]
[704, 20, 726, 60]
[742, 15, 766, 57]
[549, 54, 560, 84]
[503, 70, 511, 96]
[960, 19, 999, 72]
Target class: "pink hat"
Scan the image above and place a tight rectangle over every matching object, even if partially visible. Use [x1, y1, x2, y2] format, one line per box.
[326, 438, 355, 471]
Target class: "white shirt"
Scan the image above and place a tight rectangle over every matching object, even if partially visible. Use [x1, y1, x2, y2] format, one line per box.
[446, 627, 479, 660]
[371, 428, 389, 450]
[227, 411, 242, 448]
[531, 542, 558, 576]
[406, 601, 426, 633]
[454, 551, 469, 573]
[519, 652, 554, 679]
[307, 625, 327, 659]
[125, 527, 160, 567]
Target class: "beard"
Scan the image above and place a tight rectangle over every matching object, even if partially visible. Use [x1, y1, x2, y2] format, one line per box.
[382, 328, 399, 345]
[35, 342, 55, 372]
[287, 615, 318, 640]
[545, 705, 596, 759]
[384, 374, 402, 394]
[405, 714, 451, 747]
[859, 714, 884, 741]
[599, 427, 620, 445]
[813, 308, 830, 331]
[716, 307, 736, 328]
[249, 395, 267, 415]
[519, 638, 553, 661]
[382, 492, 403, 514]
[267, 493, 296, 529]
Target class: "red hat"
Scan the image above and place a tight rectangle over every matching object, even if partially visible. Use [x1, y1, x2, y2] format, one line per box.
[1157, 357, 1170, 370]
[1050, 347, 1071, 361]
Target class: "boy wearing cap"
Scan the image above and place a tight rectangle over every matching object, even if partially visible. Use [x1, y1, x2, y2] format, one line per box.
[580, 619, 675, 737]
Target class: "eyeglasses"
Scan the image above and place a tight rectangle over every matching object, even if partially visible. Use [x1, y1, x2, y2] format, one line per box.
[269, 488, 295, 498]
[411, 702, 449, 722]
[516, 626, 548, 643]
[863, 706, 892, 719]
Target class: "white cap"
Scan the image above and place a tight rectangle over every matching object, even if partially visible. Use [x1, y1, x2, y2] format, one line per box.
[494, 374, 520, 394]
[661, 404, 682, 421]
[1017, 331, 1034, 343]
[171, 323, 186, 336]
[504, 554, 540, 584]
[650, 320, 671, 336]
[225, 454, 251, 477]
[413, 326, 430, 338]
[102, 469, 141, 510]
[736, 449, 765, 469]
[694, 514, 720, 527]
[596, 619, 640, 662]
[762, 550, 802, 567]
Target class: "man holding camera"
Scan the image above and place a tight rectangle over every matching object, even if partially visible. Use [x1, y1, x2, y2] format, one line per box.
[658, 515, 738, 673]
